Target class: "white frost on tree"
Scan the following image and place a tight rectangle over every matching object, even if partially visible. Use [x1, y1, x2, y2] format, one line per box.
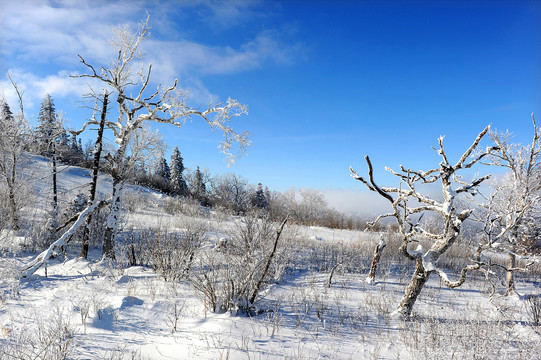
[252, 182, 268, 209]
[155, 153, 171, 182]
[477, 114, 541, 295]
[72, 15, 250, 259]
[351, 126, 498, 319]
[170, 146, 188, 197]
[0, 98, 29, 231]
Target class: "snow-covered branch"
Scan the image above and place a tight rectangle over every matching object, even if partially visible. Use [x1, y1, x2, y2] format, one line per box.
[19, 199, 109, 279]
[351, 125, 495, 318]
[350, 156, 394, 203]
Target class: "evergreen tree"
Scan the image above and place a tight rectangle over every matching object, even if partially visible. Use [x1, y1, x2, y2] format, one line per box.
[264, 186, 272, 205]
[0, 101, 14, 125]
[170, 146, 188, 196]
[70, 135, 79, 152]
[155, 155, 171, 182]
[36, 94, 59, 155]
[193, 166, 208, 205]
[252, 182, 269, 209]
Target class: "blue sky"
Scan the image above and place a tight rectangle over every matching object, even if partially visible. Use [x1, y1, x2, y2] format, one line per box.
[1, 0, 540, 214]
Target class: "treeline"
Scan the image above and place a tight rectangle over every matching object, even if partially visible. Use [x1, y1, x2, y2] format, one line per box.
[1, 93, 368, 231]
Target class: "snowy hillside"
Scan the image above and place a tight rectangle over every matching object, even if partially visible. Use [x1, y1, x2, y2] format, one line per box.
[1, 156, 540, 359]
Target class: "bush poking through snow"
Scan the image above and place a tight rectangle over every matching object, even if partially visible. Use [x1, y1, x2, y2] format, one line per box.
[526, 294, 541, 327]
[0, 306, 74, 360]
[191, 213, 289, 314]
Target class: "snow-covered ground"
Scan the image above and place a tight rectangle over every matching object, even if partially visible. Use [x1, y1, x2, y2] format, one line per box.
[1, 157, 540, 359]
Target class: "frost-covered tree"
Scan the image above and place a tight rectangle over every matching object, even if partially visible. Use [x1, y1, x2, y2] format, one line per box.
[36, 95, 67, 211]
[210, 173, 252, 214]
[252, 183, 268, 209]
[192, 166, 208, 205]
[477, 115, 541, 295]
[351, 126, 498, 319]
[35, 94, 59, 155]
[72, 16, 249, 259]
[170, 146, 188, 196]
[0, 97, 29, 230]
[155, 154, 171, 182]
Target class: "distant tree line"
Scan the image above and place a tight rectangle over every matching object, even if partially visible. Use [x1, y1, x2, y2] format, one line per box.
[1, 93, 369, 232]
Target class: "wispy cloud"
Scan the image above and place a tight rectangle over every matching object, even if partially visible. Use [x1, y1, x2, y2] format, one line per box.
[2, 0, 305, 107]
[1, 68, 100, 112]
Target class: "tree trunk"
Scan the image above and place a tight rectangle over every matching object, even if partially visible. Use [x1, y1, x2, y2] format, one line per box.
[505, 252, 516, 296]
[51, 143, 58, 210]
[102, 176, 122, 260]
[366, 236, 386, 284]
[81, 92, 108, 259]
[7, 151, 20, 230]
[397, 259, 431, 319]
[7, 180, 19, 231]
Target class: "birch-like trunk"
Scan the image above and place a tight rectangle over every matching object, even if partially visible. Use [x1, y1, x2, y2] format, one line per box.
[20, 200, 106, 278]
[505, 252, 516, 296]
[366, 236, 386, 284]
[7, 180, 19, 231]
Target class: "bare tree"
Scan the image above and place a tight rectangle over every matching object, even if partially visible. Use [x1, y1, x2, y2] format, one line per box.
[80, 92, 109, 259]
[366, 234, 386, 284]
[0, 73, 31, 231]
[350, 126, 498, 319]
[72, 15, 250, 259]
[210, 173, 253, 214]
[477, 114, 541, 295]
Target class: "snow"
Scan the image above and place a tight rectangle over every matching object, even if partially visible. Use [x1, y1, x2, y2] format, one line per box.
[1, 156, 540, 359]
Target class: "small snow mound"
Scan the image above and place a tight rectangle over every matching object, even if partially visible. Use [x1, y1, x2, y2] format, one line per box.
[120, 296, 144, 309]
[116, 275, 135, 284]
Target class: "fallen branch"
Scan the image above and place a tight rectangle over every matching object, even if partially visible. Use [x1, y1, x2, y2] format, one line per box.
[19, 199, 109, 279]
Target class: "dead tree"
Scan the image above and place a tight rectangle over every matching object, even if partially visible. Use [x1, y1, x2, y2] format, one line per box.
[366, 234, 386, 284]
[80, 92, 109, 259]
[350, 126, 498, 319]
[71, 15, 250, 260]
[477, 114, 541, 295]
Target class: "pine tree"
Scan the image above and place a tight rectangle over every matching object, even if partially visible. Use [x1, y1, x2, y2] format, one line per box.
[155, 155, 171, 182]
[36, 94, 58, 155]
[252, 182, 269, 209]
[170, 146, 188, 196]
[70, 135, 79, 152]
[193, 166, 207, 204]
[0, 101, 14, 125]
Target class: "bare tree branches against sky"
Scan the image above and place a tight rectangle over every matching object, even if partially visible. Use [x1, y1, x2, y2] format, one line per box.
[1, 0, 539, 214]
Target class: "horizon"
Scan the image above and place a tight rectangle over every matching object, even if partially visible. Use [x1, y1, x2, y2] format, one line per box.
[1, 0, 539, 214]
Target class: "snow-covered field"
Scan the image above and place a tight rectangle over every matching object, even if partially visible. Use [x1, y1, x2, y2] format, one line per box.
[1, 157, 540, 359]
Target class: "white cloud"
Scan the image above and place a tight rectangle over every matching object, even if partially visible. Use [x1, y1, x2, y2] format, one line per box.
[4, 0, 302, 73]
[1, 68, 99, 111]
[2, 0, 304, 111]
[144, 27, 304, 77]
[2, 0, 130, 64]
